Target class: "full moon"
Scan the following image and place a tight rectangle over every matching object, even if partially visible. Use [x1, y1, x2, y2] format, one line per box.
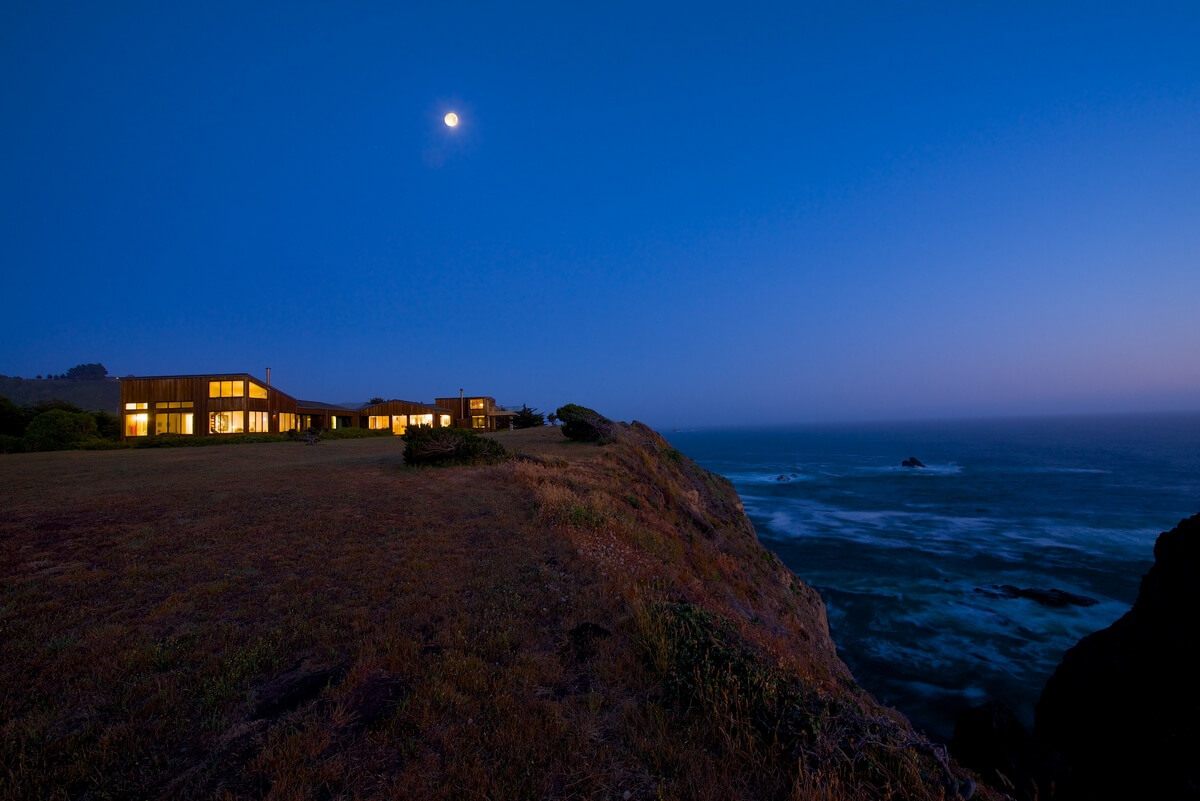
[444, 112, 459, 127]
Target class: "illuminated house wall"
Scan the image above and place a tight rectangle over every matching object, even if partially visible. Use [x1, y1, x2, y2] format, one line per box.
[120, 374, 462, 440]
[433, 395, 516, 431]
[119, 373, 301, 440]
[360, 399, 454, 435]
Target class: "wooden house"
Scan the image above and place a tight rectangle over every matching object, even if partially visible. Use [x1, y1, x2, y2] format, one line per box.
[434, 394, 517, 432]
[119, 373, 301, 439]
[359, 399, 455, 435]
[120, 374, 464, 440]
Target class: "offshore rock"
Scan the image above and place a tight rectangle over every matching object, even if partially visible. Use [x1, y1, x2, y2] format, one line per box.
[974, 584, 1098, 608]
[1034, 513, 1200, 800]
[901, 456, 926, 468]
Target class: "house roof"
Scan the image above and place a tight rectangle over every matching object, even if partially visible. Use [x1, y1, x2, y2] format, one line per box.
[296, 400, 363, 413]
[361, 399, 455, 413]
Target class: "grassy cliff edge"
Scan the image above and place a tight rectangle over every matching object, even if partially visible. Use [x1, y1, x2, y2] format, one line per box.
[0, 420, 993, 800]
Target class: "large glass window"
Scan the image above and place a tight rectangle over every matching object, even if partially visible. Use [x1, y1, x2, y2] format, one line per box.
[469, 398, 486, 410]
[247, 411, 268, 432]
[278, 413, 297, 432]
[409, 413, 433, 428]
[391, 416, 406, 435]
[439, 414, 451, 428]
[471, 415, 486, 429]
[248, 382, 268, 399]
[125, 413, 148, 436]
[368, 415, 389, 429]
[210, 411, 244, 434]
[208, 380, 245, 398]
[155, 413, 193, 435]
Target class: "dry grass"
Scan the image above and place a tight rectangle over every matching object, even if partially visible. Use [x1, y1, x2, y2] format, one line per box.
[1, 429, 995, 800]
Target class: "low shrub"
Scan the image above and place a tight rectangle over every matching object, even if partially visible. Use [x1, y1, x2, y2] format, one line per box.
[22, 409, 99, 451]
[554, 403, 615, 444]
[132, 433, 291, 448]
[319, 427, 391, 440]
[403, 426, 509, 467]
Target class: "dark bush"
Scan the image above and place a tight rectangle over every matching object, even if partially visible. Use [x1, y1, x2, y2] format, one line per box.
[0, 434, 24, 454]
[92, 409, 121, 440]
[0, 395, 24, 436]
[403, 426, 509, 467]
[23, 409, 99, 451]
[555, 403, 615, 443]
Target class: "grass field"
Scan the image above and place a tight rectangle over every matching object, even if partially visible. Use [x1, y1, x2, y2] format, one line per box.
[1, 426, 988, 800]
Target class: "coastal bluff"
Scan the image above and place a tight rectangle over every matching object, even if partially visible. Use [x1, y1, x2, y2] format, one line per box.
[0, 418, 994, 800]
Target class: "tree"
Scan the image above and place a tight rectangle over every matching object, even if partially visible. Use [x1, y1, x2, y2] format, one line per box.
[367, 397, 386, 405]
[547, 413, 558, 427]
[65, 363, 109, 381]
[512, 405, 545, 429]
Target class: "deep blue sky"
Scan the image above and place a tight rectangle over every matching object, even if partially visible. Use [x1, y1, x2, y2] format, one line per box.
[3, 3, 1198, 426]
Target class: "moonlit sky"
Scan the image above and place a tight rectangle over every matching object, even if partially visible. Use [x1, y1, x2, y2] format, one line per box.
[2, 3, 1198, 426]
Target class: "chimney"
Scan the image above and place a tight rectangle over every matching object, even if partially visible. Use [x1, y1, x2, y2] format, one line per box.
[460, 388, 465, 421]
[266, 367, 271, 386]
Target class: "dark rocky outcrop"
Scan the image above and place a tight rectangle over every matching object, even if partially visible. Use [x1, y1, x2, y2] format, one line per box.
[1034, 513, 1200, 800]
[902, 456, 926, 468]
[974, 584, 1099, 608]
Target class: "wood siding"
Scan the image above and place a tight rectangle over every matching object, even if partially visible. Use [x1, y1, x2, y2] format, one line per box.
[120, 374, 298, 439]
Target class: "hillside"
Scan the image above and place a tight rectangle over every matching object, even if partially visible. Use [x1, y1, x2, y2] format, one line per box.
[0, 423, 991, 800]
[0, 376, 120, 412]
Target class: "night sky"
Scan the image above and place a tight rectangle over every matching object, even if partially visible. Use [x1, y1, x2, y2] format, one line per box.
[3, 3, 1198, 426]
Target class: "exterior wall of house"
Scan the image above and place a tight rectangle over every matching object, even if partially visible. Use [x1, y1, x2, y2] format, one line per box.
[295, 405, 362, 431]
[360, 400, 455, 435]
[434, 396, 501, 431]
[119, 374, 299, 440]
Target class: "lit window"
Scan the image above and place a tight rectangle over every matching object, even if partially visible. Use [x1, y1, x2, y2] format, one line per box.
[125, 413, 149, 436]
[248, 383, 268, 399]
[439, 414, 451, 427]
[391, 416, 406, 435]
[154, 401, 194, 409]
[469, 398, 486, 410]
[368, 415, 390, 430]
[125, 402, 147, 410]
[155, 413, 193, 435]
[278, 413, 297, 432]
[247, 411, 268, 432]
[408, 413, 433, 428]
[208, 380, 245, 398]
[210, 411, 244, 434]
[472, 415, 486, 429]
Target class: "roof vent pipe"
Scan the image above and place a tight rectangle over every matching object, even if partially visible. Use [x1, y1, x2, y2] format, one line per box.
[266, 367, 271, 386]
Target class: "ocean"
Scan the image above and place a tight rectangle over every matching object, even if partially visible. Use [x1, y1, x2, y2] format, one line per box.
[665, 412, 1200, 742]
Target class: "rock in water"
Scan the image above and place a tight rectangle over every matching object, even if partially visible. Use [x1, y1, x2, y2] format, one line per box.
[1034, 513, 1200, 801]
[901, 456, 926, 468]
[975, 584, 1099, 608]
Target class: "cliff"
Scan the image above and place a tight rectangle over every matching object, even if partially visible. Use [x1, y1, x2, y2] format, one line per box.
[1034, 513, 1200, 801]
[0, 419, 991, 800]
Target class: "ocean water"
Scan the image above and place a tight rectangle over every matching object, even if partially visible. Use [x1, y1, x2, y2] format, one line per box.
[665, 413, 1200, 742]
